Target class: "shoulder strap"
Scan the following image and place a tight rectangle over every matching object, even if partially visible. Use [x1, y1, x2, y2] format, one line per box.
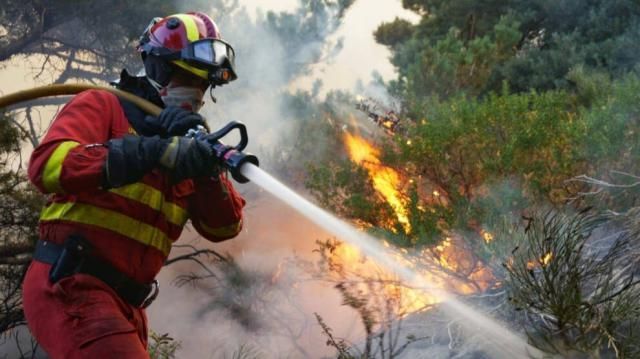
[113, 70, 166, 137]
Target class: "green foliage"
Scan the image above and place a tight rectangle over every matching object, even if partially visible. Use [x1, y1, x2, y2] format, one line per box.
[0, 113, 44, 334]
[0, 116, 23, 151]
[374, 18, 414, 48]
[401, 88, 583, 205]
[402, 0, 513, 42]
[581, 74, 640, 174]
[290, 0, 640, 356]
[148, 331, 182, 359]
[299, 85, 588, 249]
[378, 0, 640, 98]
[392, 14, 521, 102]
[0, 0, 180, 80]
[566, 66, 614, 107]
[306, 159, 388, 224]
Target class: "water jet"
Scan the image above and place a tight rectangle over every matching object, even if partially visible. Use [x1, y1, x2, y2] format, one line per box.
[241, 163, 544, 358]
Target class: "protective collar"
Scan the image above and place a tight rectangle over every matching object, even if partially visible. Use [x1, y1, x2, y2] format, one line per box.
[111, 69, 166, 136]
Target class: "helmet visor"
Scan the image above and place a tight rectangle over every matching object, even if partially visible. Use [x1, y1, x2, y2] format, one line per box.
[147, 38, 237, 84]
[191, 39, 235, 68]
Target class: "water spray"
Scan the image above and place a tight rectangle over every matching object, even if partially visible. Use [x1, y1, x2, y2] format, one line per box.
[240, 163, 545, 359]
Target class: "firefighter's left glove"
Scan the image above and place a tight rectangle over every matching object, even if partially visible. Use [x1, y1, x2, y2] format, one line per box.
[103, 135, 219, 189]
[145, 106, 205, 137]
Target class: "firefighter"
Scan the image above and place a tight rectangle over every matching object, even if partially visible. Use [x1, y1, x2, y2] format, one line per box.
[22, 12, 244, 358]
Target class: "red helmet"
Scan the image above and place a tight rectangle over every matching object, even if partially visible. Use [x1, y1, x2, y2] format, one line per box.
[139, 12, 237, 87]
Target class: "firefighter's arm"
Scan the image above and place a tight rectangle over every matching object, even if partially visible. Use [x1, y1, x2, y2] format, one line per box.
[28, 90, 114, 194]
[187, 175, 246, 242]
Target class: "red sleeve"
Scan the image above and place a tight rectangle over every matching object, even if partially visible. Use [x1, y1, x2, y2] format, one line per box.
[28, 90, 116, 194]
[188, 174, 246, 242]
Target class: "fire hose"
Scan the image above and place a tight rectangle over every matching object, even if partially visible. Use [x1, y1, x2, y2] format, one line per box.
[0, 84, 258, 183]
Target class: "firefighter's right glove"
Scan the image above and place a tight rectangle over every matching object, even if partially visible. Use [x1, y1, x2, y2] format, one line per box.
[103, 135, 218, 189]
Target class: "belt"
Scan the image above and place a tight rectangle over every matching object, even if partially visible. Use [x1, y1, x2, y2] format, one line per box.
[33, 239, 159, 308]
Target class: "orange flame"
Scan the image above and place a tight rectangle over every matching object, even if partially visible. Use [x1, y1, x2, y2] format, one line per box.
[335, 133, 496, 317]
[481, 230, 494, 244]
[343, 133, 410, 232]
[328, 242, 438, 315]
[326, 240, 494, 316]
[433, 236, 493, 294]
[527, 252, 553, 269]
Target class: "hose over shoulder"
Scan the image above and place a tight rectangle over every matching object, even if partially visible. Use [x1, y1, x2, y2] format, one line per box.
[0, 84, 162, 117]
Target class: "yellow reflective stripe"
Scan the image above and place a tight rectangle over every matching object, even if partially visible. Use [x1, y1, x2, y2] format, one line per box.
[199, 219, 243, 238]
[42, 141, 80, 193]
[169, 14, 209, 79]
[159, 137, 179, 169]
[172, 14, 199, 41]
[109, 183, 188, 227]
[40, 202, 173, 255]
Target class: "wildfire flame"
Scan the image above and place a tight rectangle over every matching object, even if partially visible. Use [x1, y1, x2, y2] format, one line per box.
[527, 252, 553, 269]
[333, 132, 495, 317]
[326, 240, 494, 316]
[327, 242, 439, 314]
[481, 230, 494, 244]
[343, 132, 410, 232]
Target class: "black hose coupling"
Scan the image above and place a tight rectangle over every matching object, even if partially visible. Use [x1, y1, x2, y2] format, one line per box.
[187, 121, 259, 183]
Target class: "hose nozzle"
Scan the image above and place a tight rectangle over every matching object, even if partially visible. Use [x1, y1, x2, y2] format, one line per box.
[217, 148, 259, 183]
[189, 121, 259, 183]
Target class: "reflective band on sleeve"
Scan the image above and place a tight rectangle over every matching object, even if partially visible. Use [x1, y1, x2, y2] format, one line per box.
[172, 14, 200, 42]
[109, 183, 189, 227]
[159, 137, 179, 169]
[199, 219, 243, 238]
[42, 141, 80, 193]
[40, 202, 173, 255]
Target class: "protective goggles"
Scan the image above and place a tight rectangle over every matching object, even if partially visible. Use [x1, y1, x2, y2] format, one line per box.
[144, 39, 237, 85]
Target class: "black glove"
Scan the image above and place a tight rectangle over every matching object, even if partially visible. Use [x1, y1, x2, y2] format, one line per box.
[103, 135, 219, 188]
[157, 137, 220, 182]
[145, 106, 205, 137]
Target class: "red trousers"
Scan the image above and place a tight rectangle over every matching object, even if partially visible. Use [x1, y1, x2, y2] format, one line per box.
[22, 261, 150, 358]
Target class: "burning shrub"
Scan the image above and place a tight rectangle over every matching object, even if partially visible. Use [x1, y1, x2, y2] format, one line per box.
[311, 239, 430, 358]
[505, 208, 640, 357]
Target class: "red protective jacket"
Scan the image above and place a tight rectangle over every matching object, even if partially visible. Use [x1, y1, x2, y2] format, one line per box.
[23, 89, 245, 358]
[28, 89, 245, 280]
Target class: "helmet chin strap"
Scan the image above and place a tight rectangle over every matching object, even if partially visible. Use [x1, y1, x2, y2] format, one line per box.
[209, 86, 217, 103]
[146, 76, 164, 93]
